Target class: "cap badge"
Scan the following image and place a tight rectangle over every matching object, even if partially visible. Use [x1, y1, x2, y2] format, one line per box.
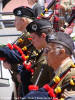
[17, 10, 22, 15]
[49, 34, 56, 40]
[32, 24, 37, 31]
[47, 34, 56, 42]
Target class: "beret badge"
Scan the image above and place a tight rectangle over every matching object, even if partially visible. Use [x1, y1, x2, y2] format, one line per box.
[46, 34, 56, 43]
[32, 24, 37, 31]
[17, 10, 22, 16]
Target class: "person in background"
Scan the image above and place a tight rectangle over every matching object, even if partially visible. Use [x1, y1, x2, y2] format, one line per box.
[27, 0, 44, 17]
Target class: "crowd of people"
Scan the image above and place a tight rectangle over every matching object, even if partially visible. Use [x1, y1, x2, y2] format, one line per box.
[0, 0, 75, 100]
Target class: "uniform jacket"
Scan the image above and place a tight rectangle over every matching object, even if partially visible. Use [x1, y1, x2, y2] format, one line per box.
[31, 52, 54, 88]
[24, 58, 75, 100]
[54, 59, 75, 98]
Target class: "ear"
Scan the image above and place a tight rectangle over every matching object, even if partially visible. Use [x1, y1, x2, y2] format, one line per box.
[60, 48, 65, 55]
[41, 33, 46, 38]
[19, 18, 25, 25]
[22, 18, 26, 23]
[21, 18, 28, 27]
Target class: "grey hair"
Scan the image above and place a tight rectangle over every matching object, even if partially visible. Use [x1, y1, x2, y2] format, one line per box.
[55, 44, 71, 55]
[24, 17, 33, 22]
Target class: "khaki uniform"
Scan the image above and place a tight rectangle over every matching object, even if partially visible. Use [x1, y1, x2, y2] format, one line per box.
[54, 59, 75, 98]
[31, 52, 54, 88]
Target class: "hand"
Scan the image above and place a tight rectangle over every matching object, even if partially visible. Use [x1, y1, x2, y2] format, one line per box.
[3, 61, 11, 70]
[16, 73, 21, 83]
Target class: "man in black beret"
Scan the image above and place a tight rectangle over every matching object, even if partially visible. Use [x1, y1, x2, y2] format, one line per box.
[23, 31, 75, 100]
[13, 6, 36, 33]
[26, 18, 53, 50]
[26, 18, 54, 88]
[3, 6, 37, 98]
[2, 6, 36, 66]
[12, 6, 36, 48]
[26, 18, 52, 35]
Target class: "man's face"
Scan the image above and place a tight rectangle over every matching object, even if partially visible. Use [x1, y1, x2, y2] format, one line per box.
[44, 43, 60, 67]
[31, 32, 44, 50]
[14, 16, 23, 31]
[14, 16, 28, 31]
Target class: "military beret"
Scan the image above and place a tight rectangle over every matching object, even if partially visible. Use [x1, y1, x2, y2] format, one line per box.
[26, 19, 52, 33]
[46, 31, 74, 54]
[13, 6, 36, 19]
